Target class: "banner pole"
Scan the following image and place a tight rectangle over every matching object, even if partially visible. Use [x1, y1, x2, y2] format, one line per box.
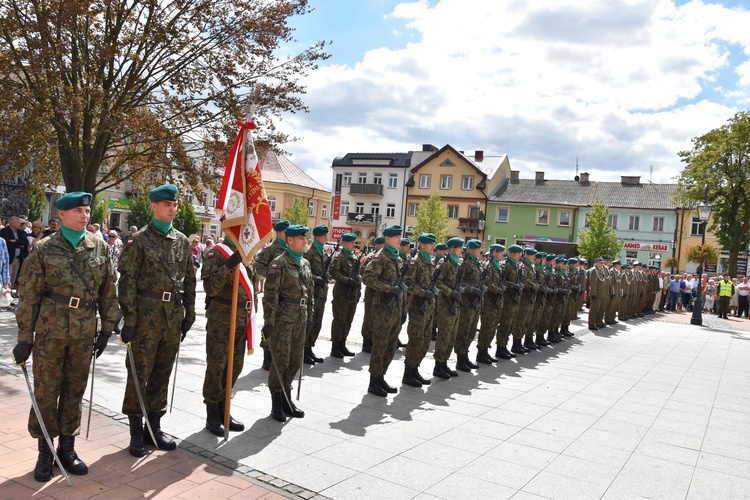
[223, 265, 240, 441]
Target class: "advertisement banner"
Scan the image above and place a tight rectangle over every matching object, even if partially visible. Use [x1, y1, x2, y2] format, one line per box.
[332, 226, 353, 238]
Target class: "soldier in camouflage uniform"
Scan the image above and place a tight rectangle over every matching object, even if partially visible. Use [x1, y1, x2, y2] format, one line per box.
[431, 243, 448, 341]
[360, 236, 384, 353]
[402, 233, 437, 387]
[553, 256, 571, 337]
[512, 248, 538, 354]
[455, 239, 484, 371]
[303, 225, 331, 365]
[563, 257, 582, 337]
[432, 237, 464, 379]
[476, 244, 505, 364]
[496, 245, 523, 359]
[201, 239, 249, 436]
[361, 225, 406, 396]
[253, 219, 289, 370]
[118, 184, 196, 457]
[539, 254, 558, 344]
[529, 251, 550, 348]
[12, 192, 118, 482]
[329, 232, 361, 358]
[262, 225, 314, 422]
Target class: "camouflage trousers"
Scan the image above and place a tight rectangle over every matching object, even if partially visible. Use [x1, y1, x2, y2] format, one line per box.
[404, 298, 434, 368]
[496, 298, 520, 346]
[551, 297, 565, 330]
[455, 297, 481, 355]
[203, 304, 248, 404]
[477, 293, 503, 351]
[534, 298, 550, 335]
[369, 293, 403, 377]
[330, 286, 359, 342]
[434, 295, 460, 362]
[122, 315, 181, 416]
[513, 296, 536, 338]
[268, 305, 306, 394]
[306, 288, 328, 347]
[360, 287, 374, 341]
[29, 336, 93, 439]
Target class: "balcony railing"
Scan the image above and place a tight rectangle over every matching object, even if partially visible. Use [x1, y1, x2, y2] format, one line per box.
[458, 217, 485, 232]
[349, 183, 384, 196]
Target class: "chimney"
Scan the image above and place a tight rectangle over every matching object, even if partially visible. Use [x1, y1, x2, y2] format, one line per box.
[422, 144, 438, 152]
[579, 172, 589, 183]
[475, 150, 484, 161]
[535, 171, 545, 182]
[510, 170, 520, 183]
[621, 175, 640, 186]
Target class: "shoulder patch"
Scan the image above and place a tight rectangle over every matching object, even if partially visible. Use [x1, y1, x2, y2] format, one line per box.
[409, 260, 415, 266]
[208, 252, 214, 257]
[271, 264, 278, 269]
[127, 240, 133, 245]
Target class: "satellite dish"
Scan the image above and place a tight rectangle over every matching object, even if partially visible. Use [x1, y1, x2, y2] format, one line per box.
[574, 175, 580, 181]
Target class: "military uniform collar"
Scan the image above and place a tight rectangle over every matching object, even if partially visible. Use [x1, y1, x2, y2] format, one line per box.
[51, 228, 98, 251]
[147, 220, 177, 240]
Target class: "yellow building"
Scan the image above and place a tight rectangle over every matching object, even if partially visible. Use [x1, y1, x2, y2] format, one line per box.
[404, 145, 510, 242]
[675, 207, 721, 274]
[260, 151, 331, 229]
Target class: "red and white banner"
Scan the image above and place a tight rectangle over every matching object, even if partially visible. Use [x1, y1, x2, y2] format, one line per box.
[332, 226, 353, 238]
[214, 243, 259, 353]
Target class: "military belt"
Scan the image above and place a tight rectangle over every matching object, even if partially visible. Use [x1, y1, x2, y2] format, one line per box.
[138, 290, 183, 302]
[44, 291, 97, 309]
[279, 296, 307, 306]
[211, 296, 252, 310]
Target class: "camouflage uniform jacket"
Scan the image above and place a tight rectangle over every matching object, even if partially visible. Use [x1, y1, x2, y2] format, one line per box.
[362, 247, 403, 296]
[460, 255, 483, 303]
[405, 252, 436, 300]
[502, 258, 522, 301]
[118, 222, 196, 329]
[520, 258, 538, 300]
[329, 250, 361, 295]
[17, 231, 118, 343]
[253, 238, 286, 278]
[262, 252, 314, 327]
[201, 249, 251, 309]
[435, 255, 461, 303]
[304, 245, 329, 298]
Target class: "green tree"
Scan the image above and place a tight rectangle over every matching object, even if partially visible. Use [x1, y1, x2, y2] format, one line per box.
[125, 195, 153, 230]
[283, 197, 309, 226]
[578, 198, 623, 263]
[676, 111, 750, 276]
[27, 185, 46, 223]
[90, 194, 107, 225]
[0, 0, 329, 197]
[174, 201, 203, 236]
[413, 193, 450, 243]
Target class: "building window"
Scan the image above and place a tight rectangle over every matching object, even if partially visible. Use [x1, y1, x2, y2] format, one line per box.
[373, 173, 382, 185]
[608, 214, 618, 229]
[388, 173, 398, 188]
[321, 204, 327, 219]
[440, 175, 452, 190]
[371, 203, 380, 215]
[626, 250, 638, 260]
[340, 201, 349, 215]
[386, 203, 395, 218]
[308, 201, 315, 216]
[355, 202, 364, 214]
[628, 215, 640, 231]
[343, 172, 351, 186]
[690, 216, 705, 236]
[469, 205, 480, 219]
[462, 176, 474, 190]
[447, 205, 459, 219]
[495, 238, 506, 247]
[268, 195, 277, 215]
[537, 209, 549, 225]
[358, 172, 367, 184]
[419, 174, 431, 189]
[653, 216, 665, 232]
[408, 203, 419, 217]
[584, 213, 590, 228]
[496, 206, 509, 223]
[558, 210, 571, 227]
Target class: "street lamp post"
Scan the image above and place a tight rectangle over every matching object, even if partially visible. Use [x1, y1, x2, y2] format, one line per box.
[475, 201, 485, 240]
[691, 185, 712, 326]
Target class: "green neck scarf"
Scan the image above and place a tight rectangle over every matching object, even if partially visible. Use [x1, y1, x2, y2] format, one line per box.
[383, 243, 399, 259]
[435, 254, 444, 262]
[508, 256, 518, 265]
[561, 269, 568, 275]
[419, 250, 432, 262]
[523, 258, 533, 266]
[491, 258, 501, 270]
[448, 252, 460, 263]
[286, 247, 303, 265]
[342, 248, 354, 258]
[60, 225, 86, 249]
[152, 218, 172, 235]
[466, 252, 478, 263]
[312, 240, 324, 255]
[276, 237, 288, 249]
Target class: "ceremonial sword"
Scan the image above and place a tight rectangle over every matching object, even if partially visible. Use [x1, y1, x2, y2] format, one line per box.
[85, 347, 96, 439]
[125, 343, 159, 448]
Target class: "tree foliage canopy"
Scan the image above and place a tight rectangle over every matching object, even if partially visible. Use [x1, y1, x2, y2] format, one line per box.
[283, 197, 308, 226]
[676, 112, 750, 276]
[413, 193, 450, 243]
[0, 0, 329, 196]
[578, 198, 622, 263]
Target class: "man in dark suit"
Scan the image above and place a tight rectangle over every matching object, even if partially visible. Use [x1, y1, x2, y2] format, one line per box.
[0, 215, 30, 291]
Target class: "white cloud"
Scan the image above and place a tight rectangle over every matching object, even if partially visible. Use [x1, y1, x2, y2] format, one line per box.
[282, 0, 750, 188]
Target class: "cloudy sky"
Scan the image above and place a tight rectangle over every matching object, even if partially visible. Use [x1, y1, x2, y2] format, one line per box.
[277, 0, 750, 190]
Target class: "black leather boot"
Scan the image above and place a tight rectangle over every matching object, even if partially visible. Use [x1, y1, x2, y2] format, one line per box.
[511, 338, 526, 354]
[34, 438, 53, 482]
[446, 363, 459, 377]
[339, 342, 356, 357]
[402, 365, 422, 388]
[310, 347, 324, 363]
[535, 334, 549, 347]
[547, 329, 560, 344]
[57, 436, 88, 475]
[379, 376, 398, 394]
[524, 335, 539, 350]
[283, 389, 305, 418]
[262, 348, 272, 371]
[476, 348, 497, 364]
[218, 400, 245, 431]
[433, 361, 451, 380]
[496, 346, 513, 360]
[414, 365, 431, 385]
[128, 416, 146, 457]
[271, 392, 286, 422]
[303, 346, 316, 365]
[562, 325, 574, 337]
[368, 375, 387, 397]
[144, 413, 176, 450]
[205, 403, 224, 436]
[397, 338, 406, 348]
[456, 353, 472, 372]
[330, 341, 344, 358]
[362, 337, 373, 353]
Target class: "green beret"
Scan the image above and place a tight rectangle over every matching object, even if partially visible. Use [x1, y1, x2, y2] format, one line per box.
[568, 257, 579, 264]
[435, 243, 448, 251]
[417, 233, 436, 244]
[274, 220, 290, 232]
[373, 236, 385, 244]
[341, 232, 357, 242]
[523, 248, 536, 255]
[555, 256, 566, 263]
[467, 239, 482, 249]
[400, 238, 411, 247]
[535, 251, 546, 259]
[312, 224, 329, 236]
[285, 225, 309, 237]
[507, 244, 523, 253]
[447, 237, 464, 248]
[382, 225, 402, 237]
[546, 254, 556, 261]
[55, 192, 92, 210]
[489, 244, 504, 253]
[148, 184, 178, 202]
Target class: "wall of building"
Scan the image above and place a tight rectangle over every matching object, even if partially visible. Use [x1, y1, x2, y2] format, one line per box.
[485, 202, 578, 247]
